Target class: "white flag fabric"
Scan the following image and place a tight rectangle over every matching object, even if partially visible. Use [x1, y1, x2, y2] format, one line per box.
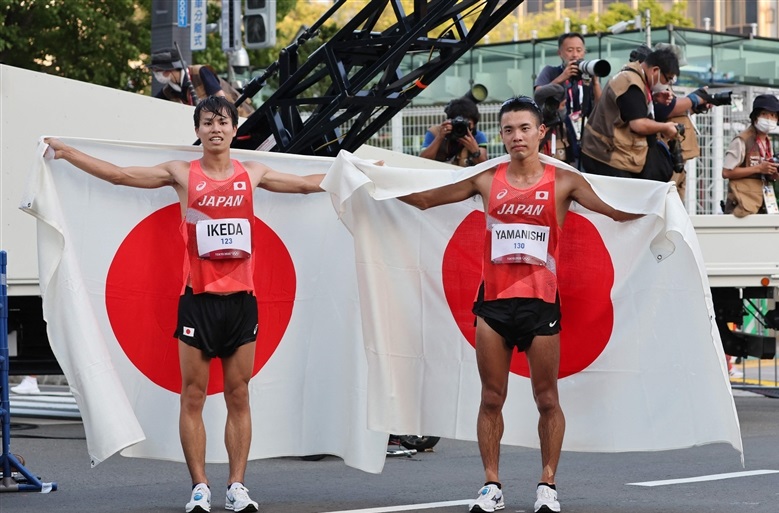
[322, 150, 743, 458]
[22, 138, 389, 471]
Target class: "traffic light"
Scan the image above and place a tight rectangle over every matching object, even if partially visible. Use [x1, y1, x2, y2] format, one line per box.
[244, 0, 276, 49]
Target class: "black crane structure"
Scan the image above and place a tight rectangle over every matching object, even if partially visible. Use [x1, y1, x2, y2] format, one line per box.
[231, 0, 525, 156]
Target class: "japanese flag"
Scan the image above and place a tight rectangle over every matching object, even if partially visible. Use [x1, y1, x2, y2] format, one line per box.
[23, 138, 388, 471]
[322, 150, 743, 459]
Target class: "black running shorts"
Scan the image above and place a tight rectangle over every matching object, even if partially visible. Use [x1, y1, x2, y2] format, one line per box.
[174, 287, 259, 358]
[472, 282, 561, 352]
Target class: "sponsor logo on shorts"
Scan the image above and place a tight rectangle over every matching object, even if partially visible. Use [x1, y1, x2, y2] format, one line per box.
[183, 326, 195, 337]
[548, 319, 558, 328]
[253, 324, 258, 335]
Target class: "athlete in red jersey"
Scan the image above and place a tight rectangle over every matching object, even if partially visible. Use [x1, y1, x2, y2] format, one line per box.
[400, 96, 642, 513]
[44, 96, 324, 513]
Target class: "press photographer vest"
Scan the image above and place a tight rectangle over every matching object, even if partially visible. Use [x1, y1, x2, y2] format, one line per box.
[724, 126, 770, 216]
[161, 65, 256, 118]
[581, 62, 649, 174]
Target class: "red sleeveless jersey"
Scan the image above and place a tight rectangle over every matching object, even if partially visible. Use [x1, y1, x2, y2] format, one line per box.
[181, 160, 256, 294]
[481, 162, 560, 303]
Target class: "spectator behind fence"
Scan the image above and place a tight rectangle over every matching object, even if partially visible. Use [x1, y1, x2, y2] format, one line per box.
[150, 47, 255, 118]
[419, 97, 488, 167]
[534, 33, 603, 167]
[722, 94, 779, 216]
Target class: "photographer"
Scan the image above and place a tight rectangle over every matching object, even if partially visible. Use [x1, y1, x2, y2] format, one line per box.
[534, 33, 604, 166]
[722, 94, 779, 217]
[628, 44, 712, 198]
[419, 97, 488, 167]
[580, 48, 680, 182]
[150, 47, 255, 118]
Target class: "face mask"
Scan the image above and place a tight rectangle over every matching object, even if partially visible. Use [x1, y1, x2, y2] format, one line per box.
[650, 71, 669, 94]
[755, 117, 777, 134]
[153, 71, 170, 85]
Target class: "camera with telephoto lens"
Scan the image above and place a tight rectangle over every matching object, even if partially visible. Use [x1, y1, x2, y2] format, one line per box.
[574, 59, 611, 78]
[668, 123, 686, 173]
[449, 116, 470, 139]
[691, 88, 732, 113]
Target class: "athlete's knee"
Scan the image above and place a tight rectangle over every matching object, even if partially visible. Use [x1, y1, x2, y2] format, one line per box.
[223, 382, 250, 411]
[480, 385, 507, 412]
[180, 384, 207, 412]
[534, 388, 560, 414]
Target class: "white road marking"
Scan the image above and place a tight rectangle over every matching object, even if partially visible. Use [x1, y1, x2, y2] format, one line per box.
[320, 499, 472, 513]
[627, 469, 779, 487]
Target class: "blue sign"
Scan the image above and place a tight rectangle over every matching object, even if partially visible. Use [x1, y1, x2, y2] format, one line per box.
[177, 0, 188, 27]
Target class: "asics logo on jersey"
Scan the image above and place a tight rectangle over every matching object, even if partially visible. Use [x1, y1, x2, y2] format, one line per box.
[496, 189, 508, 200]
[196, 181, 207, 191]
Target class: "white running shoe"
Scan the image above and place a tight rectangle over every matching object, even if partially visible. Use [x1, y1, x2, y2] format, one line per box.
[225, 483, 258, 512]
[185, 483, 211, 513]
[11, 376, 40, 394]
[534, 483, 560, 513]
[470, 483, 504, 512]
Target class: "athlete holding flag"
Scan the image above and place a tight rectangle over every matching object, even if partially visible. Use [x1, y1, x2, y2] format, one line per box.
[399, 96, 641, 513]
[44, 96, 324, 513]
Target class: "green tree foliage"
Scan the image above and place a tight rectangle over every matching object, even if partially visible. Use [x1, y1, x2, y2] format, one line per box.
[490, 0, 695, 42]
[0, 0, 152, 92]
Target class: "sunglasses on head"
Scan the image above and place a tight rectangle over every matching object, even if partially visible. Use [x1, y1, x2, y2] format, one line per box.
[501, 96, 541, 111]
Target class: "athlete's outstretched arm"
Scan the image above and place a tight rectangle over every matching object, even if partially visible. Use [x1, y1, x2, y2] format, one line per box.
[399, 176, 481, 210]
[44, 137, 178, 189]
[244, 161, 324, 194]
[557, 169, 643, 222]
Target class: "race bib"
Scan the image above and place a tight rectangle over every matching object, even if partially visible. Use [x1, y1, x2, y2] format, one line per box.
[195, 218, 251, 259]
[491, 223, 550, 264]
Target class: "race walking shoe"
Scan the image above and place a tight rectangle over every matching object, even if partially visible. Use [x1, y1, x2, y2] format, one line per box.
[11, 376, 40, 394]
[225, 482, 258, 512]
[534, 483, 560, 513]
[185, 483, 211, 513]
[470, 483, 505, 512]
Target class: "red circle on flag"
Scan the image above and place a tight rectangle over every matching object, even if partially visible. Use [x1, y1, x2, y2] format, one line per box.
[105, 204, 295, 395]
[442, 211, 613, 378]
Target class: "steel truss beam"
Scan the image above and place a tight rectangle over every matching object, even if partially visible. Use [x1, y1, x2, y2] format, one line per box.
[232, 0, 524, 155]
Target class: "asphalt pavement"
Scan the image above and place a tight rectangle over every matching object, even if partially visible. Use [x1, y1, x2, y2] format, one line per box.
[2, 391, 778, 513]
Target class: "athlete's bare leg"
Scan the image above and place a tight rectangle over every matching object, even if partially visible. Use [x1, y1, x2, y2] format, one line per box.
[179, 341, 212, 485]
[475, 317, 514, 484]
[221, 342, 256, 485]
[525, 333, 565, 485]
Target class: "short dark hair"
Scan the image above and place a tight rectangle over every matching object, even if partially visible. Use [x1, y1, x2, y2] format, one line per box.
[499, 96, 542, 126]
[444, 97, 480, 125]
[644, 48, 680, 79]
[558, 32, 585, 48]
[194, 96, 238, 128]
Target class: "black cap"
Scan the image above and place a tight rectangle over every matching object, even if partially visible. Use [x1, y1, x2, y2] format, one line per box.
[752, 94, 779, 115]
[149, 48, 184, 71]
